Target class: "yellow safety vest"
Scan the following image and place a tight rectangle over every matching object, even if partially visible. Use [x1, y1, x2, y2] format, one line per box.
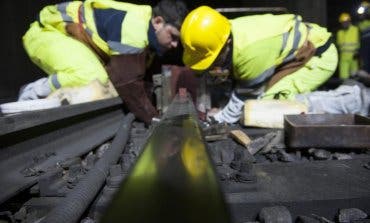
[231, 14, 331, 86]
[336, 25, 360, 55]
[38, 0, 152, 56]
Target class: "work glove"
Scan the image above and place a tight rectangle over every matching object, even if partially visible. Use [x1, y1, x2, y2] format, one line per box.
[206, 108, 220, 124]
[18, 77, 52, 101]
[212, 92, 245, 124]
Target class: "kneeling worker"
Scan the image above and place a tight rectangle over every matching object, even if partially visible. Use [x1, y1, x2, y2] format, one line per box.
[20, 0, 188, 124]
[180, 6, 338, 123]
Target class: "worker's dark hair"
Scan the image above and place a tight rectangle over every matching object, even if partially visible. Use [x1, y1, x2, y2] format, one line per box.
[153, 0, 188, 29]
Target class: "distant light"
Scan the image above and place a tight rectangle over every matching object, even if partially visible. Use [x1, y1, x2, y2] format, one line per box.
[358, 6, 365, 14]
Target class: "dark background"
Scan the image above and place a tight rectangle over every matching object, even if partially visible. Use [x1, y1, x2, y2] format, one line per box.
[0, 0, 364, 102]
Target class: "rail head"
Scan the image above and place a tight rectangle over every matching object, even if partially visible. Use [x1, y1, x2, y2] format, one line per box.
[101, 94, 231, 223]
[0, 97, 123, 136]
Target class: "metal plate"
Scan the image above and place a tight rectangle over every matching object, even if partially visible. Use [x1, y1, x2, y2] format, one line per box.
[284, 114, 370, 149]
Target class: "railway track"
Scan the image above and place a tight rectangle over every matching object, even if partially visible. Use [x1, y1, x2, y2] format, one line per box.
[1, 96, 370, 223]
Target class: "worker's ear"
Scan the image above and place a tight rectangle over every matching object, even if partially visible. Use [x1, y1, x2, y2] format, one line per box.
[151, 16, 165, 31]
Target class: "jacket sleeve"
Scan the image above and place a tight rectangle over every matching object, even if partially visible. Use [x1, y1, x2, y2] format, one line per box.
[106, 52, 158, 124]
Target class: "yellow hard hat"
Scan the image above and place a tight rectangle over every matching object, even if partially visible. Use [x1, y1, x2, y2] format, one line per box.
[339, 13, 351, 23]
[358, 1, 370, 15]
[180, 6, 231, 71]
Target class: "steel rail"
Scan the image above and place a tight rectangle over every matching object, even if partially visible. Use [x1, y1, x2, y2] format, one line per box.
[41, 113, 135, 223]
[216, 7, 288, 13]
[101, 93, 231, 223]
[0, 97, 122, 135]
[0, 98, 125, 204]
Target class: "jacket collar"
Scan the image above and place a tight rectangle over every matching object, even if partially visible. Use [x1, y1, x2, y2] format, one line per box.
[148, 22, 163, 56]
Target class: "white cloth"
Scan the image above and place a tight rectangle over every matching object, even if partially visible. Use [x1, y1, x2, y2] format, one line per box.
[18, 77, 52, 101]
[213, 92, 245, 123]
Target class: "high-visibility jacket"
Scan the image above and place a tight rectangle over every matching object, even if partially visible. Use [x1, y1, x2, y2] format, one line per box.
[38, 0, 152, 56]
[32, 0, 159, 124]
[358, 19, 370, 73]
[336, 24, 360, 79]
[358, 19, 370, 37]
[231, 14, 331, 86]
[336, 25, 360, 57]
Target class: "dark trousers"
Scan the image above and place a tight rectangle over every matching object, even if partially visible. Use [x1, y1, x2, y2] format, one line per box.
[360, 35, 370, 73]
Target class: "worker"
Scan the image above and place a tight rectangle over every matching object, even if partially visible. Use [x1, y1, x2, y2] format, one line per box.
[357, 1, 370, 73]
[19, 0, 188, 124]
[180, 6, 338, 123]
[336, 13, 360, 79]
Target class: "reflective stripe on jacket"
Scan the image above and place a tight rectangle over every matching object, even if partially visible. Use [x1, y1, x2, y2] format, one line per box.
[336, 25, 360, 54]
[38, 0, 152, 56]
[231, 14, 331, 86]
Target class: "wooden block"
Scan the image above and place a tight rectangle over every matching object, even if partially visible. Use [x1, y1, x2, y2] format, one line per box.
[229, 130, 251, 147]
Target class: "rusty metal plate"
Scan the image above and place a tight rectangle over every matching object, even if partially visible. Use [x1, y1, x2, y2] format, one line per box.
[284, 114, 370, 149]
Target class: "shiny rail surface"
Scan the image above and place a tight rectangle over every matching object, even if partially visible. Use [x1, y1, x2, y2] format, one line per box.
[216, 7, 288, 13]
[101, 94, 231, 223]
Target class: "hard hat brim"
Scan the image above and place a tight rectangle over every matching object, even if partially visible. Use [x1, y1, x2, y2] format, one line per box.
[183, 47, 221, 71]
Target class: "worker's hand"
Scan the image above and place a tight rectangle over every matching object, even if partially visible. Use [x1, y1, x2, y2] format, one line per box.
[210, 92, 245, 124]
[18, 77, 52, 101]
[207, 108, 220, 116]
[208, 68, 230, 85]
[206, 108, 221, 124]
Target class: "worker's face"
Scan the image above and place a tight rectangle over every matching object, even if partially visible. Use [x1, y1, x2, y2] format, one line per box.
[341, 21, 350, 29]
[152, 16, 180, 52]
[205, 39, 232, 84]
[207, 68, 230, 84]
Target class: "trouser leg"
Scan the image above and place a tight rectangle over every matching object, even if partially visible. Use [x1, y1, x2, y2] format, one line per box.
[339, 57, 350, 79]
[295, 83, 369, 116]
[23, 22, 108, 91]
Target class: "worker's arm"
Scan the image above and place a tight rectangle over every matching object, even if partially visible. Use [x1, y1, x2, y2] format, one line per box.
[106, 52, 158, 125]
